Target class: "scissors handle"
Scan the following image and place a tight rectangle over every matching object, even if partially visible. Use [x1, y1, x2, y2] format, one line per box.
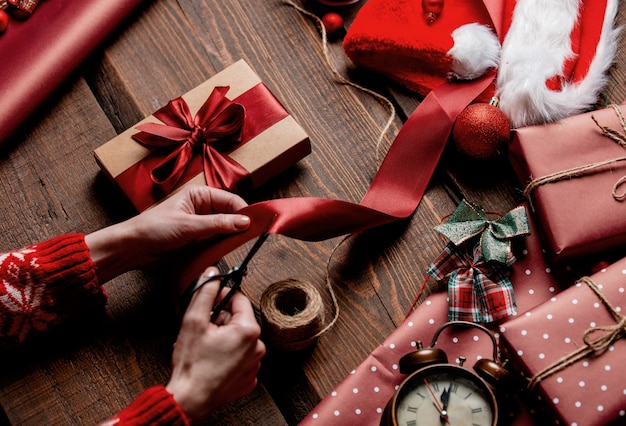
[210, 287, 238, 322]
[179, 272, 229, 311]
[181, 214, 276, 322]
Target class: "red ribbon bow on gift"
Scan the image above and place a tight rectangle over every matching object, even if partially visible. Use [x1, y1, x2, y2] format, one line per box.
[132, 86, 249, 195]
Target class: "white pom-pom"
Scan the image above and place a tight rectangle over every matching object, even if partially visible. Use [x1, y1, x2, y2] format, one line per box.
[447, 23, 501, 81]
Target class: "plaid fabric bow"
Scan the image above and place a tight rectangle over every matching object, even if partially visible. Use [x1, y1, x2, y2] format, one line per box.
[435, 199, 530, 264]
[428, 242, 517, 323]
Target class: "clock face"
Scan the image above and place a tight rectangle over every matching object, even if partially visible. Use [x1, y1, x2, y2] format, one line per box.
[393, 364, 496, 426]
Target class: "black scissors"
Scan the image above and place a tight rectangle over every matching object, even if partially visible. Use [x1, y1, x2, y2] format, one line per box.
[180, 214, 275, 323]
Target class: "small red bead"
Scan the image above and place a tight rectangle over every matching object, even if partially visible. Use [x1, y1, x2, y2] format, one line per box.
[0, 11, 8, 33]
[591, 260, 611, 274]
[321, 12, 344, 35]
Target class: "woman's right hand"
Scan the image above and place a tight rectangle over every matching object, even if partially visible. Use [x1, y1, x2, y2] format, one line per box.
[166, 267, 266, 423]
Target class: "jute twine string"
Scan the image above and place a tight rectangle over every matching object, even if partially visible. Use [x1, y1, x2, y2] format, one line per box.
[260, 275, 339, 351]
[261, 1, 397, 350]
[527, 276, 626, 390]
[260, 278, 325, 351]
[523, 104, 626, 201]
[282, 0, 396, 162]
[259, 235, 348, 351]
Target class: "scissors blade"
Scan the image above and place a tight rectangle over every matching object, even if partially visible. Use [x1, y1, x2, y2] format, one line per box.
[181, 214, 277, 323]
[234, 214, 276, 275]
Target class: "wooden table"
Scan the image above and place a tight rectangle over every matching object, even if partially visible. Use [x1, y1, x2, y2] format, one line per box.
[0, 1, 625, 424]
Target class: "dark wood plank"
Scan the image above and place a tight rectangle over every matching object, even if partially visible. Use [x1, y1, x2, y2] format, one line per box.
[0, 77, 157, 424]
[3, 0, 624, 425]
[0, 20, 288, 426]
[83, 0, 434, 416]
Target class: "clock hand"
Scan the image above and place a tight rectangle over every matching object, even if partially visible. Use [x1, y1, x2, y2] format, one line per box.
[423, 379, 451, 425]
[440, 385, 450, 411]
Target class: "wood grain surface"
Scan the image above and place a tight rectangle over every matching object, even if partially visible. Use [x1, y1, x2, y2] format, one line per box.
[0, 0, 625, 424]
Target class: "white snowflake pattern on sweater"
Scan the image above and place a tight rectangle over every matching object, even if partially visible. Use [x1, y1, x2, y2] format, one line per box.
[0, 247, 58, 342]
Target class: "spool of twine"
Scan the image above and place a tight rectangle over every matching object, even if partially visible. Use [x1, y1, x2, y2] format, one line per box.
[260, 278, 327, 351]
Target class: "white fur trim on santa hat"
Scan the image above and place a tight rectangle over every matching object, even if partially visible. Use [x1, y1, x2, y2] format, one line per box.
[448, 23, 501, 81]
[496, 0, 620, 128]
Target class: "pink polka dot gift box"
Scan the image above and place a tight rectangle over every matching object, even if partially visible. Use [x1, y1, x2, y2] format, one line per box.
[509, 102, 626, 265]
[300, 208, 561, 426]
[499, 257, 626, 425]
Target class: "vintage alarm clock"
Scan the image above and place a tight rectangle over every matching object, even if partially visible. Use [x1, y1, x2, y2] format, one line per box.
[381, 321, 514, 426]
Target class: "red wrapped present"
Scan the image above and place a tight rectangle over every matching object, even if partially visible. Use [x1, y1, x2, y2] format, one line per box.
[94, 60, 311, 211]
[499, 257, 626, 425]
[509, 102, 626, 264]
[300, 210, 560, 426]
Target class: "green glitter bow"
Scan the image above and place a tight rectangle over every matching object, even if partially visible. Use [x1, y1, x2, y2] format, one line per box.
[435, 200, 530, 264]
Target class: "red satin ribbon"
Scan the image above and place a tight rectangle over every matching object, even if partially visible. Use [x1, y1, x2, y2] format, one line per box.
[179, 1, 505, 288]
[116, 83, 289, 211]
[132, 86, 247, 195]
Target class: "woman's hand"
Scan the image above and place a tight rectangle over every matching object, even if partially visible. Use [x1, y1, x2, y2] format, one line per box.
[85, 185, 250, 282]
[166, 267, 266, 422]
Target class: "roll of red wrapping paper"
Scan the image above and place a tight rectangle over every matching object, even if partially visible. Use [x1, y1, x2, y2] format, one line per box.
[0, 0, 147, 145]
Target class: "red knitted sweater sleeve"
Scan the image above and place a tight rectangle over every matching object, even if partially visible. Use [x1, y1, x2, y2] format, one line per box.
[0, 233, 106, 346]
[0, 234, 191, 425]
[101, 386, 190, 426]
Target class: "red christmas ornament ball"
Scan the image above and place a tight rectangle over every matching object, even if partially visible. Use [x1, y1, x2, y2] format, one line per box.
[322, 12, 344, 35]
[0, 11, 9, 33]
[452, 103, 511, 159]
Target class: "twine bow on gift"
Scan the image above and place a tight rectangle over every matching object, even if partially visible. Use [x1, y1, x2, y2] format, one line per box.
[524, 104, 626, 201]
[428, 242, 517, 323]
[435, 199, 530, 264]
[132, 86, 248, 195]
[528, 276, 626, 390]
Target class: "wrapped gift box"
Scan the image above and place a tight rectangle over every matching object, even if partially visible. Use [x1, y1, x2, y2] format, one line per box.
[300, 210, 560, 426]
[94, 60, 311, 211]
[499, 257, 626, 425]
[508, 102, 626, 264]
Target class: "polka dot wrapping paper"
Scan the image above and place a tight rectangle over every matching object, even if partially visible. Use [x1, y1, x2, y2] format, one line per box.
[508, 102, 626, 265]
[499, 257, 626, 425]
[301, 208, 560, 426]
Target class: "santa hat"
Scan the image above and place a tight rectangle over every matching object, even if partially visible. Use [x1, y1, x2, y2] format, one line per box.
[343, 0, 620, 128]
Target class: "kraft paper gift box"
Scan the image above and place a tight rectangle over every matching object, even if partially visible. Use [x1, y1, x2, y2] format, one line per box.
[508, 102, 626, 264]
[300, 211, 561, 426]
[94, 60, 311, 211]
[499, 257, 626, 426]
